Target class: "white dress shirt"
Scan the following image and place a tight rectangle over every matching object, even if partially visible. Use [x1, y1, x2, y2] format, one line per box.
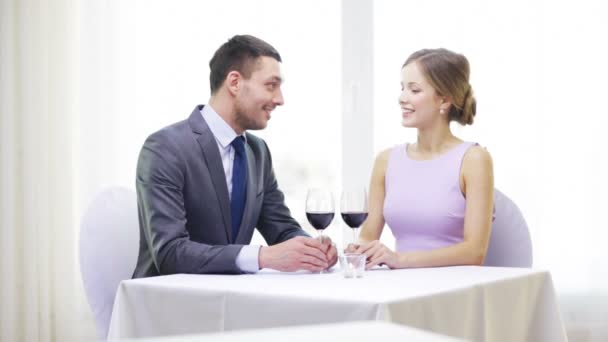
[201, 105, 260, 273]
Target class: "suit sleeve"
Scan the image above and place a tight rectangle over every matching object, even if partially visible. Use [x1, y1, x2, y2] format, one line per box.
[136, 132, 244, 274]
[255, 141, 310, 245]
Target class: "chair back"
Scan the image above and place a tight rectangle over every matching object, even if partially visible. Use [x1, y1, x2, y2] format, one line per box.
[79, 187, 139, 339]
[484, 189, 533, 267]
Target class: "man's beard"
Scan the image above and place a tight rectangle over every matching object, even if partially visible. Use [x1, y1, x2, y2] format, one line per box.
[234, 106, 266, 131]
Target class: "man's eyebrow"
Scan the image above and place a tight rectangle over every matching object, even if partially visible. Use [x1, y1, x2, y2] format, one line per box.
[267, 76, 283, 83]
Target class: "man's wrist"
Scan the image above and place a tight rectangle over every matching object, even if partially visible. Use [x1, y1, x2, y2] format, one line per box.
[235, 245, 261, 273]
[258, 246, 264, 270]
[258, 245, 271, 270]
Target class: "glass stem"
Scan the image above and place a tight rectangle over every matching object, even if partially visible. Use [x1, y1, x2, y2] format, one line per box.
[319, 231, 325, 273]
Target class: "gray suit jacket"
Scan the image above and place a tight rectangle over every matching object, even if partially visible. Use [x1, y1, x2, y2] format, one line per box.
[133, 105, 307, 277]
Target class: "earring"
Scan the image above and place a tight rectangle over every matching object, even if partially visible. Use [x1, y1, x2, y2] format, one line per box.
[440, 109, 445, 114]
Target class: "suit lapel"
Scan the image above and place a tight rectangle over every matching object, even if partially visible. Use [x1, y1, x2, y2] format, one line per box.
[189, 106, 232, 242]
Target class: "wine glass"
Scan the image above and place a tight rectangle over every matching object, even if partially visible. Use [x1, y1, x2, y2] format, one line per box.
[305, 188, 335, 245]
[306, 188, 334, 273]
[340, 187, 369, 246]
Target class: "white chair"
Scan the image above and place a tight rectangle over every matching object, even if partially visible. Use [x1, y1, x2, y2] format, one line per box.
[484, 189, 533, 267]
[79, 187, 139, 340]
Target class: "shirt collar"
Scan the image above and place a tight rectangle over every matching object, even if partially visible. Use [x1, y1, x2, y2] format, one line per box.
[200, 104, 246, 148]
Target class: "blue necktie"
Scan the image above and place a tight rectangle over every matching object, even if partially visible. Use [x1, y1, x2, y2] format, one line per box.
[230, 136, 248, 241]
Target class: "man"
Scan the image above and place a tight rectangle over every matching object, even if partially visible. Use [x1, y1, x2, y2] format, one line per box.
[133, 35, 337, 277]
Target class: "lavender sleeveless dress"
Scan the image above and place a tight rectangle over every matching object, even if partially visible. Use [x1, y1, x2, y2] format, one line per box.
[383, 142, 478, 252]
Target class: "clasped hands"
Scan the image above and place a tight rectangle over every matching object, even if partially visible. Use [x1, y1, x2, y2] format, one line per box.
[259, 236, 338, 272]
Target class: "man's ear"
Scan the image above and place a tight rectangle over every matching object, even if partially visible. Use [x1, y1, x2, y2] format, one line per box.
[226, 71, 241, 96]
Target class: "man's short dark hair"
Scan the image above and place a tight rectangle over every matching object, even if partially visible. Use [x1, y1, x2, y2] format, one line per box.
[209, 35, 282, 94]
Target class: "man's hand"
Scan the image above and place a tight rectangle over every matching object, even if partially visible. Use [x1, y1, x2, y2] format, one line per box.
[258, 236, 329, 272]
[317, 236, 338, 269]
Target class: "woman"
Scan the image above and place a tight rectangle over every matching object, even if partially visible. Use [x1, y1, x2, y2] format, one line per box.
[350, 48, 494, 269]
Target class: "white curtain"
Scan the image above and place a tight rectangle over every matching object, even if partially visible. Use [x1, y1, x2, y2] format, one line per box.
[0, 0, 95, 341]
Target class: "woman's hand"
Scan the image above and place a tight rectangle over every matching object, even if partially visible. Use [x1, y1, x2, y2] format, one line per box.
[344, 243, 359, 254]
[354, 240, 403, 269]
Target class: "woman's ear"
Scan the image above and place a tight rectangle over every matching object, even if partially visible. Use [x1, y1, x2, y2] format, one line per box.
[439, 98, 452, 114]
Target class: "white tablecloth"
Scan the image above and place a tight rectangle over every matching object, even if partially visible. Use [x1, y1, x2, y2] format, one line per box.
[121, 321, 466, 342]
[108, 266, 567, 342]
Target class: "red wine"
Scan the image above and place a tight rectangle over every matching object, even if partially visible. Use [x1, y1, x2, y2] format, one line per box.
[341, 212, 368, 228]
[306, 212, 334, 230]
